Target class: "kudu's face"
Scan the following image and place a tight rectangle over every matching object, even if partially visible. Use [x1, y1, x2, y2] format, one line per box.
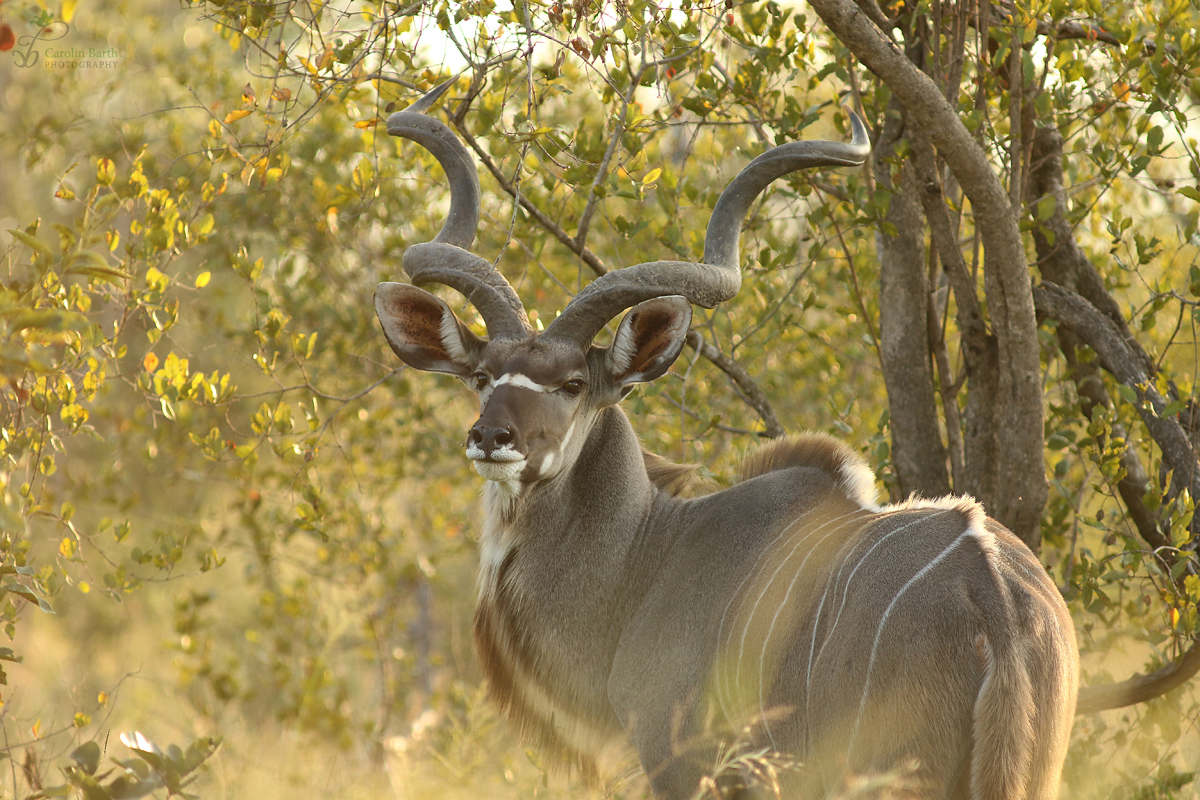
[375, 80, 868, 497]
[375, 283, 692, 491]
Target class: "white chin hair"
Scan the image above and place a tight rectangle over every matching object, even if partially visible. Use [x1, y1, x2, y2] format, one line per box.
[473, 460, 525, 482]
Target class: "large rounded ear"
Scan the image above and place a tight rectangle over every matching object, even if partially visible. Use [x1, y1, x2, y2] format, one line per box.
[605, 296, 692, 385]
[374, 282, 485, 376]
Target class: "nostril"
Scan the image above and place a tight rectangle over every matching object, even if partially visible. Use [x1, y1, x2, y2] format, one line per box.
[494, 427, 513, 447]
[467, 428, 483, 447]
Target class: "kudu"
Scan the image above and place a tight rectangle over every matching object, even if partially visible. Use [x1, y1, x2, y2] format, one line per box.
[373, 83, 1078, 799]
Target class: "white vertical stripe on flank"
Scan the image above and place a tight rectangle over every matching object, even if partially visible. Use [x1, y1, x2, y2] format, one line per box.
[715, 506, 815, 715]
[727, 511, 864, 743]
[845, 527, 975, 754]
[754, 512, 867, 747]
[717, 509, 860, 716]
[805, 511, 953, 698]
[732, 511, 863, 694]
[760, 511, 940, 747]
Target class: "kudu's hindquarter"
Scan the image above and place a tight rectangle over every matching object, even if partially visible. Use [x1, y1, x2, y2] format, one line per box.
[608, 437, 1077, 799]
[371, 81, 1078, 799]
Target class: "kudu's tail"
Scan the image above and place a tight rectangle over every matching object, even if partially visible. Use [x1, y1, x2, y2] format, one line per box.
[969, 630, 1035, 799]
[970, 611, 1075, 800]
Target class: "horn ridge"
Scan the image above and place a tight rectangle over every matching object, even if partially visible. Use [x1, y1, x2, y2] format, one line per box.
[542, 111, 870, 346]
[403, 243, 531, 340]
[387, 81, 532, 338]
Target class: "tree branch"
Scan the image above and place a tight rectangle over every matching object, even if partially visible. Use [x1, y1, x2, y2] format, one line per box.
[1076, 638, 1200, 714]
[575, 65, 645, 253]
[452, 120, 611, 277]
[686, 332, 783, 439]
[1025, 124, 1175, 551]
[1032, 282, 1200, 535]
[873, 99, 951, 498]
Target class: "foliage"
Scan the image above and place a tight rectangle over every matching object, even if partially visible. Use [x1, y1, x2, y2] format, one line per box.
[0, 0, 1196, 797]
[38, 734, 221, 800]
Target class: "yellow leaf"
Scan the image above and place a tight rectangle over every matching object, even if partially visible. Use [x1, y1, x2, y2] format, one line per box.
[98, 691, 108, 705]
[354, 119, 380, 129]
[59, 537, 76, 559]
[96, 158, 115, 186]
[642, 167, 662, 185]
[73, 712, 91, 728]
[271, 86, 292, 102]
[62, 0, 78, 23]
[1170, 607, 1180, 627]
[224, 109, 253, 124]
[1114, 80, 1130, 103]
[79, 582, 90, 594]
[317, 45, 334, 71]
[143, 352, 159, 372]
[195, 271, 211, 288]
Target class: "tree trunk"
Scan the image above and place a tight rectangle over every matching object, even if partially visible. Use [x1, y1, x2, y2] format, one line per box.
[874, 100, 951, 499]
[807, 0, 1046, 548]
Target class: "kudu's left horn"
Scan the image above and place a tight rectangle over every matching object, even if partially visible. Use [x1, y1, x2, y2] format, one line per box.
[386, 79, 532, 339]
[540, 110, 870, 347]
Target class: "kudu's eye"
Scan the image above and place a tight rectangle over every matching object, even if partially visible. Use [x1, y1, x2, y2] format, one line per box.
[562, 378, 585, 397]
[471, 372, 490, 391]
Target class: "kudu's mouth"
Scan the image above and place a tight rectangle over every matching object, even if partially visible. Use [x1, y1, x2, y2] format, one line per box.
[466, 437, 526, 482]
[468, 457, 526, 482]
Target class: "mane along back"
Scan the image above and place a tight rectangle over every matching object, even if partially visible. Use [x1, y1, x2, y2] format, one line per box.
[740, 433, 879, 510]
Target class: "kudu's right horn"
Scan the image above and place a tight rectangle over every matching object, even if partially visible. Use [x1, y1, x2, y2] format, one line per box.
[386, 79, 532, 340]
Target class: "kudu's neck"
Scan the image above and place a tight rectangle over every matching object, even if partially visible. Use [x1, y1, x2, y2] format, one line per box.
[478, 404, 676, 613]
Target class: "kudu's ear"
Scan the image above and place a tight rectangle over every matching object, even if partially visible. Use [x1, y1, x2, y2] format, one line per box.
[606, 296, 692, 385]
[374, 282, 484, 377]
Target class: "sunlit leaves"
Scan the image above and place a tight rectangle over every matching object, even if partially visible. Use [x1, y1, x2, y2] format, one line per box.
[0, 0, 1195, 795]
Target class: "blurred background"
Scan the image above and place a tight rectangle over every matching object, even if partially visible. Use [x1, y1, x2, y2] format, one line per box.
[0, 0, 1198, 797]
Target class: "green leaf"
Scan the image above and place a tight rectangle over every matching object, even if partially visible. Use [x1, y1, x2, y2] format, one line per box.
[1117, 384, 1138, 404]
[1179, 186, 1200, 203]
[7, 228, 53, 257]
[68, 251, 132, 282]
[70, 741, 102, 775]
[8, 309, 88, 333]
[1161, 400, 1186, 417]
[1036, 194, 1056, 221]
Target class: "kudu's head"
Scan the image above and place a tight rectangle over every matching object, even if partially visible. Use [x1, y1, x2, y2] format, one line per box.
[375, 81, 869, 493]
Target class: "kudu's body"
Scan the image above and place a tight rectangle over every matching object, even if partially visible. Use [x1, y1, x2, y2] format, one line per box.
[373, 81, 1078, 799]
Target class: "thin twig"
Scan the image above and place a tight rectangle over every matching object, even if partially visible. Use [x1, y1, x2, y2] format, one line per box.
[453, 122, 611, 277]
[686, 332, 783, 439]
